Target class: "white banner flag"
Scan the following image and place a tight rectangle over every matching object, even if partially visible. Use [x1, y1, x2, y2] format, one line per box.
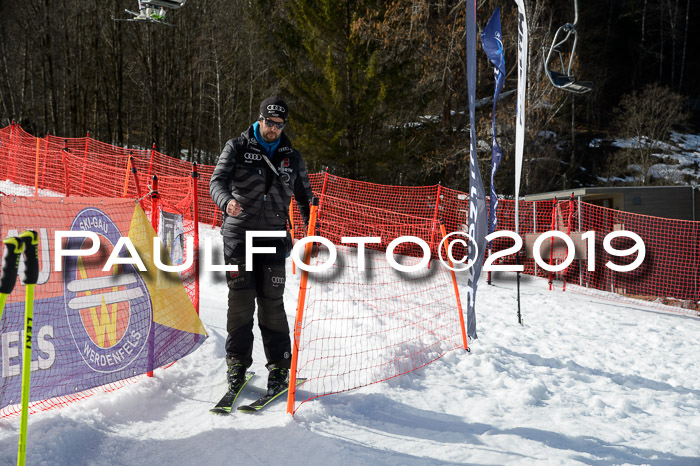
[514, 0, 528, 234]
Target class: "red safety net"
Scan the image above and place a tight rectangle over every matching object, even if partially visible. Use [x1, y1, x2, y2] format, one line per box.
[0, 197, 206, 418]
[489, 197, 699, 315]
[0, 124, 200, 312]
[286, 179, 698, 413]
[1, 123, 698, 416]
[288, 177, 468, 413]
[0, 124, 205, 417]
[0, 377, 143, 418]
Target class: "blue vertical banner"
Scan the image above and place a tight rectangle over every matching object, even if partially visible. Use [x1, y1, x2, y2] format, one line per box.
[465, 0, 487, 339]
[481, 8, 506, 240]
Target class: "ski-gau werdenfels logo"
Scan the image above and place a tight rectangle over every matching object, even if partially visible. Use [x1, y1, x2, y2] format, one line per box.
[63, 208, 152, 373]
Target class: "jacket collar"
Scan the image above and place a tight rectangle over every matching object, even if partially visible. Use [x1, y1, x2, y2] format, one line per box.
[243, 124, 293, 161]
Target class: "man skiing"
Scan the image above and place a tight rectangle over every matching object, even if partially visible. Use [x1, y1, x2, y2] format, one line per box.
[209, 96, 313, 406]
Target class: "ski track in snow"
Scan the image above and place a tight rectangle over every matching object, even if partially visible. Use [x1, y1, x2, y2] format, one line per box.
[0, 209, 699, 464]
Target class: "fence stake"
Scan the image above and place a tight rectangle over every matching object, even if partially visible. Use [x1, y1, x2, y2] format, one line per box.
[286, 198, 319, 415]
[428, 183, 442, 268]
[147, 143, 155, 180]
[61, 140, 71, 197]
[191, 163, 200, 315]
[549, 198, 557, 290]
[578, 196, 583, 286]
[318, 167, 330, 222]
[79, 132, 90, 195]
[6, 121, 16, 181]
[122, 153, 133, 197]
[33, 137, 41, 197]
[440, 221, 468, 351]
[146, 175, 160, 378]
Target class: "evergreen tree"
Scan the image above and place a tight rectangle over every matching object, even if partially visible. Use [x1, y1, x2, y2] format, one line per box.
[254, 0, 413, 180]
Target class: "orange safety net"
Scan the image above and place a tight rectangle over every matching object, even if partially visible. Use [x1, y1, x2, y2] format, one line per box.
[0, 124, 206, 417]
[0, 124, 200, 311]
[289, 182, 467, 413]
[0, 197, 206, 417]
[1, 123, 698, 416]
[2, 123, 697, 315]
[490, 197, 700, 315]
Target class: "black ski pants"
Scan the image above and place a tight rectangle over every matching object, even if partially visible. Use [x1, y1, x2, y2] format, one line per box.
[223, 237, 291, 370]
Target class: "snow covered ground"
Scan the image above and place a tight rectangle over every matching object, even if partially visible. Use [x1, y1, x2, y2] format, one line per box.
[1, 222, 699, 465]
[594, 131, 700, 185]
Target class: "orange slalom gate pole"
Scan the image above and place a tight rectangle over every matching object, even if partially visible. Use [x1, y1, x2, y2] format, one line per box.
[440, 222, 468, 351]
[122, 154, 133, 197]
[286, 198, 319, 415]
[130, 156, 146, 211]
[428, 184, 442, 269]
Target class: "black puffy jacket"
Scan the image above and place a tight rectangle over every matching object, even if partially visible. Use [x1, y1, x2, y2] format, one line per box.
[209, 125, 313, 239]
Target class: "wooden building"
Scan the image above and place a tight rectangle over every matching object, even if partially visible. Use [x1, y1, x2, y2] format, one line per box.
[523, 186, 699, 221]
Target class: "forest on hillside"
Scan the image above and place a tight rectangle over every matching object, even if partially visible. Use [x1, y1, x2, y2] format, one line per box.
[0, 0, 697, 194]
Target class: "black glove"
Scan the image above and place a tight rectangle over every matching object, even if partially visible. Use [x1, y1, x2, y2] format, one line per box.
[310, 241, 320, 258]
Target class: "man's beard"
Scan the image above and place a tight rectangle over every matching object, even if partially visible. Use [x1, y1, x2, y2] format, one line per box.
[262, 131, 280, 143]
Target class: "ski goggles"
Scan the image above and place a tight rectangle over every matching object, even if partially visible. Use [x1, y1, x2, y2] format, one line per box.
[262, 118, 286, 130]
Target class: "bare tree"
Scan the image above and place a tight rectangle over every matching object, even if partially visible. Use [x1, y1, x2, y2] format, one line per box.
[612, 83, 689, 185]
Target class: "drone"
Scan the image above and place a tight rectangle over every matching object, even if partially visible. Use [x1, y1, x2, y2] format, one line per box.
[114, 0, 187, 26]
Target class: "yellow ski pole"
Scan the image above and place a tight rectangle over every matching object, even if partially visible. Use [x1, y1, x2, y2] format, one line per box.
[0, 236, 24, 322]
[17, 230, 39, 466]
